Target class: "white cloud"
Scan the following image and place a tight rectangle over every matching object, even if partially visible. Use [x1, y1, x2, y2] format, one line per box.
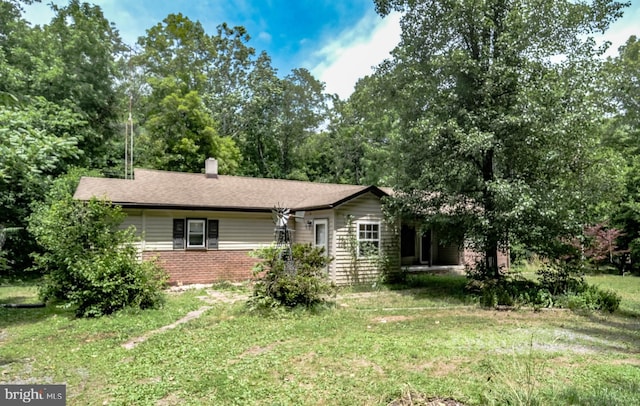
[22, 0, 144, 46]
[21, 1, 62, 26]
[598, 2, 640, 57]
[313, 3, 639, 99]
[311, 11, 401, 100]
[258, 31, 272, 44]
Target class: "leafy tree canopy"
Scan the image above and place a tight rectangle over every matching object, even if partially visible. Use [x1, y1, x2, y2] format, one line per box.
[375, 0, 628, 276]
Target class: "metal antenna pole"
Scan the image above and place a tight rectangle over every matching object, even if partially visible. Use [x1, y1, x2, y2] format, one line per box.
[129, 94, 133, 179]
[124, 100, 128, 179]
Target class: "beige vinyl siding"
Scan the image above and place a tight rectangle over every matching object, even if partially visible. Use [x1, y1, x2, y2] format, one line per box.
[294, 211, 333, 247]
[219, 216, 275, 250]
[120, 210, 143, 257]
[144, 214, 173, 251]
[333, 193, 396, 285]
[120, 210, 143, 235]
[293, 217, 312, 244]
[123, 209, 275, 251]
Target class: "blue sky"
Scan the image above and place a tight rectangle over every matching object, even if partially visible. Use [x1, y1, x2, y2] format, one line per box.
[23, 0, 640, 99]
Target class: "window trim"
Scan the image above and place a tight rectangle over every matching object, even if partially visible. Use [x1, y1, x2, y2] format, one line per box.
[313, 218, 329, 254]
[186, 218, 206, 249]
[356, 221, 380, 257]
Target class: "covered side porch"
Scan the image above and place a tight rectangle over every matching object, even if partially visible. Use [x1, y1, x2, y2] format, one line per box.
[399, 224, 466, 275]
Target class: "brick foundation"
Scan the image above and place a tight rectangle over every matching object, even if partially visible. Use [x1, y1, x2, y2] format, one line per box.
[142, 250, 260, 285]
[462, 247, 510, 270]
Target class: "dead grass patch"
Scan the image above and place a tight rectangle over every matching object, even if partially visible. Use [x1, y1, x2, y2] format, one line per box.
[228, 341, 284, 365]
[388, 389, 468, 406]
[239, 343, 277, 357]
[155, 393, 181, 406]
[403, 357, 469, 378]
[137, 376, 161, 384]
[121, 305, 212, 349]
[351, 357, 385, 375]
[610, 357, 640, 366]
[372, 315, 415, 323]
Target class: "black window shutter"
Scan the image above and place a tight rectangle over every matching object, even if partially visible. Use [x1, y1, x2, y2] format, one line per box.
[207, 219, 219, 249]
[173, 219, 185, 249]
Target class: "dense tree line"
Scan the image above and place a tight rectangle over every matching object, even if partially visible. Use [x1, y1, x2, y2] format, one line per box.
[1, 0, 639, 277]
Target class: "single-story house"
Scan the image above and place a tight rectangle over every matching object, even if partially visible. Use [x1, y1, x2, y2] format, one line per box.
[74, 158, 505, 285]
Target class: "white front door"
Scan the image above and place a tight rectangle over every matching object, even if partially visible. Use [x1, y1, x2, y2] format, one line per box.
[314, 219, 328, 255]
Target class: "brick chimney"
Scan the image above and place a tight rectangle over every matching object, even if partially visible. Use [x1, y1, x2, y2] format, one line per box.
[205, 158, 218, 178]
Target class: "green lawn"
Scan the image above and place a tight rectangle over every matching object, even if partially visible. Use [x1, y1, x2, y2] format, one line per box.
[1, 275, 640, 405]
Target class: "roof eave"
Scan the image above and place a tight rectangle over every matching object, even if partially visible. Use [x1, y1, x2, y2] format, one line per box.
[297, 186, 390, 211]
[116, 202, 274, 213]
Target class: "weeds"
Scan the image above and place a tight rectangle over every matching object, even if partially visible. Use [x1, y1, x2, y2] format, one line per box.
[481, 337, 551, 406]
[1, 276, 640, 405]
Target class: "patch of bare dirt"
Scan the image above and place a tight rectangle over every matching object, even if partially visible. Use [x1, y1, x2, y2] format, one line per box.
[167, 283, 211, 293]
[121, 288, 248, 350]
[239, 343, 276, 357]
[610, 357, 640, 366]
[372, 315, 414, 323]
[167, 284, 248, 304]
[137, 376, 161, 384]
[351, 358, 385, 375]
[227, 342, 283, 365]
[198, 289, 247, 304]
[405, 358, 466, 377]
[388, 391, 468, 406]
[430, 361, 460, 377]
[155, 393, 181, 406]
[121, 306, 212, 350]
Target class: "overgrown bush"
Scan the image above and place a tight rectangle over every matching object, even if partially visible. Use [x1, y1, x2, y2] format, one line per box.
[29, 172, 167, 317]
[250, 243, 335, 308]
[536, 261, 585, 295]
[468, 275, 553, 309]
[467, 261, 621, 313]
[559, 284, 621, 313]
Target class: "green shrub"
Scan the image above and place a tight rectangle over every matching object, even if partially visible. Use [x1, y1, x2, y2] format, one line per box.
[29, 172, 168, 317]
[468, 263, 620, 312]
[562, 284, 621, 313]
[250, 243, 335, 308]
[470, 276, 550, 309]
[537, 261, 585, 295]
[60, 246, 167, 317]
[596, 287, 622, 312]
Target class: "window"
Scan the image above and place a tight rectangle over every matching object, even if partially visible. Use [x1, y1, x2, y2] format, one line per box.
[187, 219, 206, 248]
[173, 218, 219, 250]
[357, 222, 380, 256]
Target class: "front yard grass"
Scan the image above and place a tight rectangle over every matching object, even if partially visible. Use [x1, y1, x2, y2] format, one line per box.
[1, 274, 640, 405]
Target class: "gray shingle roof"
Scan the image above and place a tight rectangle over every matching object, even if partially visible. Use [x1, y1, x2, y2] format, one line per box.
[74, 168, 389, 211]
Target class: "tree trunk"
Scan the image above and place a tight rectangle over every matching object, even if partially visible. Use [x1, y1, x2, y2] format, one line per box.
[485, 239, 500, 278]
[482, 148, 500, 278]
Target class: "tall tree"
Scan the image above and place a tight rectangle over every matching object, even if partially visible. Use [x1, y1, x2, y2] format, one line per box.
[240, 61, 329, 179]
[322, 74, 400, 185]
[277, 68, 328, 179]
[204, 23, 255, 142]
[32, 0, 123, 167]
[375, 0, 627, 277]
[605, 36, 640, 270]
[0, 98, 81, 272]
[139, 80, 240, 173]
[240, 51, 283, 177]
[1, 0, 118, 272]
[132, 14, 244, 173]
